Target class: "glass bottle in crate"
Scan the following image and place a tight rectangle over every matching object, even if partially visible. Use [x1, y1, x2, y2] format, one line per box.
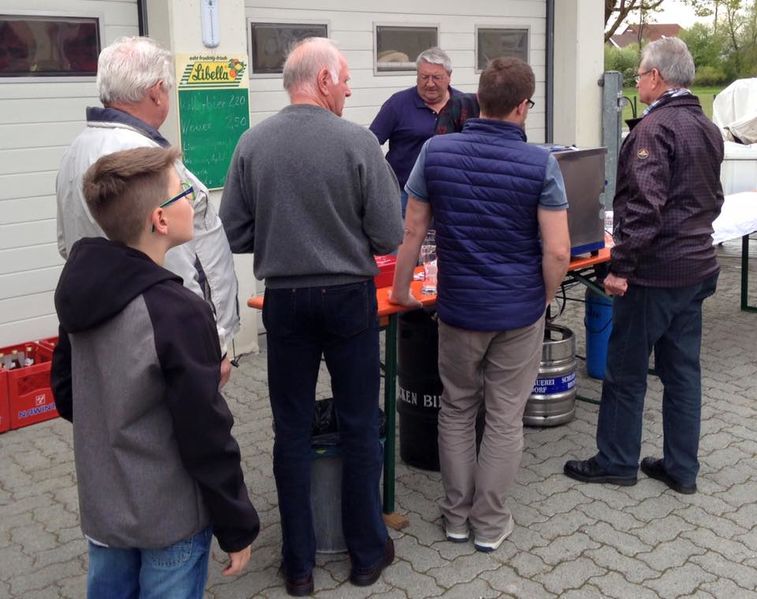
[23, 345, 35, 367]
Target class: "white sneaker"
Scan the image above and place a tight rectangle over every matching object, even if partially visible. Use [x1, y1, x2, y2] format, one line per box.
[473, 517, 514, 553]
[445, 528, 469, 543]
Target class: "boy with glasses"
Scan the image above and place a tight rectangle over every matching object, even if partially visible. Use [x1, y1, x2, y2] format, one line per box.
[51, 146, 259, 598]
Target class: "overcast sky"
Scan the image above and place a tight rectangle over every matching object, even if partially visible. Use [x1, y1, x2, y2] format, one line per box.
[625, 0, 711, 28]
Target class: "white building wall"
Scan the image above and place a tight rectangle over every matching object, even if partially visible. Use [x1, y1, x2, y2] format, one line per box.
[244, 0, 548, 142]
[0, 0, 606, 347]
[0, 0, 140, 347]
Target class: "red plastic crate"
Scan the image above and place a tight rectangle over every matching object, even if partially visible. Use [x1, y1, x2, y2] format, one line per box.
[374, 255, 397, 289]
[37, 337, 58, 352]
[3, 342, 59, 430]
[0, 370, 8, 434]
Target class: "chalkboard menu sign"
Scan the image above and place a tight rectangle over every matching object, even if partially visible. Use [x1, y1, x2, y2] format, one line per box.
[175, 54, 250, 189]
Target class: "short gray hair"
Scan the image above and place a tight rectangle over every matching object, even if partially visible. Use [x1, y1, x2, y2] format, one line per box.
[416, 47, 452, 74]
[97, 37, 175, 105]
[282, 37, 341, 98]
[640, 37, 695, 87]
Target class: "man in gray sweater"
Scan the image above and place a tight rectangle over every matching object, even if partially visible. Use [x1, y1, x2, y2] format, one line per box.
[220, 38, 402, 597]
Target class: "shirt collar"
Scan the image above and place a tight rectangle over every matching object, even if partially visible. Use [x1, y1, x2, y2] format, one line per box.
[641, 88, 692, 118]
[86, 106, 171, 147]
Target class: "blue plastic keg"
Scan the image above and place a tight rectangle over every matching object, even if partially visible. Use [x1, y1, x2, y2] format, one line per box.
[584, 288, 613, 379]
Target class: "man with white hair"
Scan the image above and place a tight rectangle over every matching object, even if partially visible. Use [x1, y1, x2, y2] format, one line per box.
[564, 38, 724, 495]
[220, 38, 402, 596]
[370, 47, 462, 215]
[56, 36, 239, 384]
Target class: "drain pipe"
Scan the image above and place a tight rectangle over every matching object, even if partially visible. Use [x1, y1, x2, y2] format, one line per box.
[137, 0, 147, 35]
[545, 0, 555, 143]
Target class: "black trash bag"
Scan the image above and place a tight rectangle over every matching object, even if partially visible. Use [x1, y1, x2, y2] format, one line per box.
[312, 398, 386, 448]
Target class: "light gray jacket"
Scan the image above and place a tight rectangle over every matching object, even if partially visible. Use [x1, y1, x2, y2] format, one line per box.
[56, 115, 239, 351]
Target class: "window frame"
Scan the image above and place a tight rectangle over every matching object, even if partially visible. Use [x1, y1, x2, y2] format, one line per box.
[373, 23, 440, 76]
[474, 25, 530, 73]
[0, 10, 104, 82]
[247, 19, 330, 78]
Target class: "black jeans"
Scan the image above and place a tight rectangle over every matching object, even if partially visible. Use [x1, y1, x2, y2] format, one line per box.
[595, 274, 718, 485]
[263, 280, 388, 577]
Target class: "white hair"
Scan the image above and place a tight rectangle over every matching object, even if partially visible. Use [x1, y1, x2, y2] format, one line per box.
[282, 37, 341, 99]
[416, 47, 452, 74]
[641, 37, 695, 87]
[97, 36, 175, 105]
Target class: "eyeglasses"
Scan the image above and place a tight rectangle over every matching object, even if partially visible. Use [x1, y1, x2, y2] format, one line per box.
[526, 98, 535, 109]
[151, 182, 194, 232]
[159, 182, 195, 209]
[634, 69, 653, 83]
[418, 74, 448, 83]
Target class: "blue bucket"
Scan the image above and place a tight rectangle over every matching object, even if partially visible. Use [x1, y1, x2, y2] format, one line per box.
[584, 289, 613, 380]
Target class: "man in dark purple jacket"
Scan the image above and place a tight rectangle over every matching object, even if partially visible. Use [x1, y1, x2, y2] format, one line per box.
[564, 38, 724, 495]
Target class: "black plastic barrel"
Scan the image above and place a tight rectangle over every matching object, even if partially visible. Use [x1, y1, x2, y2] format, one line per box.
[397, 310, 484, 471]
[397, 310, 444, 471]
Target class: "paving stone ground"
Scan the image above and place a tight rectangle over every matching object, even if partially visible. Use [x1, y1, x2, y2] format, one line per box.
[1, 239, 756, 598]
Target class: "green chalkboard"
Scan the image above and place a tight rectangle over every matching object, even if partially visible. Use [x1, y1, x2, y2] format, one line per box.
[178, 88, 249, 189]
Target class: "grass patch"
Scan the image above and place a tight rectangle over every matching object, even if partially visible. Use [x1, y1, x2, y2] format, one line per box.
[621, 86, 723, 124]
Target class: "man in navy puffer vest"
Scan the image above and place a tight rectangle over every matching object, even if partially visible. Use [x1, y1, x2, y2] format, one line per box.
[390, 57, 570, 553]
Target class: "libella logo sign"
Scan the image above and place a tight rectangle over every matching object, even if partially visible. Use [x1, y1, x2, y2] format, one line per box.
[178, 55, 248, 90]
[175, 54, 250, 189]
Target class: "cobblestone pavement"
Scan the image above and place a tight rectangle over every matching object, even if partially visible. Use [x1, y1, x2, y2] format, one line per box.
[1, 241, 756, 599]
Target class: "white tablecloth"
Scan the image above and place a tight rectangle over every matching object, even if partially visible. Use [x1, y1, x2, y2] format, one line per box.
[712, 191, 757, 244]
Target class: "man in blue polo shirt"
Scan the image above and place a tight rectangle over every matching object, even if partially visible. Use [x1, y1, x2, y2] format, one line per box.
[390, 57, 570, 554]
[370, 47, 462, 216]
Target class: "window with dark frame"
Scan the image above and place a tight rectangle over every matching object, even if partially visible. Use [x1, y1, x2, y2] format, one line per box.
[476, 28, 529, 71]
[375, 25, 438, 73]
[250, 22, 328, 75]
[0, 15, 100, 77]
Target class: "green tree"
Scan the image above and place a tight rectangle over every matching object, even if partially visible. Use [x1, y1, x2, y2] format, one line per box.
[605, 44, 641, 85]
[680, 22, 725, 67]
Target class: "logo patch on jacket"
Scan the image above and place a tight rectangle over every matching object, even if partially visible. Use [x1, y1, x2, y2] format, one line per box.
[637, 149, 650, 160]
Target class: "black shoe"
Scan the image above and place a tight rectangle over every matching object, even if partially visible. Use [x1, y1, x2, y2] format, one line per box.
[641, 457, 697, 494]
[564, 456, 637, 486]
[350, 537, 395, 587]
[283, 572, 314, 597]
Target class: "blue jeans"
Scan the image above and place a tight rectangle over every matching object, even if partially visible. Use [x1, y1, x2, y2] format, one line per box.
[400, 190, 408, 219]
[87, 527, 212, 599]
[595, 274, 718, 485]
[263, 280, 388, 578]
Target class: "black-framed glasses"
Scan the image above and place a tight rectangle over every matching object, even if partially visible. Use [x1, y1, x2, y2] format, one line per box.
[159, 182, 195, 208]
[526, 98, 535, 109]
[634, 69, 653, 84]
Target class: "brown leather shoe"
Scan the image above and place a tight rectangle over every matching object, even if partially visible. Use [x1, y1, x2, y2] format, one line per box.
[284, 572, 313, 597]
[349, 537, 395, 587]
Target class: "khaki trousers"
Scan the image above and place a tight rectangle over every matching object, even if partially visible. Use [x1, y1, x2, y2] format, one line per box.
[437, 316, 545, 541]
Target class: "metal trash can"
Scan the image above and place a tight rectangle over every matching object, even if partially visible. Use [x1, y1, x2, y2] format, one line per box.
[310, 399, 385, 553]
[524, 324, 577, 427]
